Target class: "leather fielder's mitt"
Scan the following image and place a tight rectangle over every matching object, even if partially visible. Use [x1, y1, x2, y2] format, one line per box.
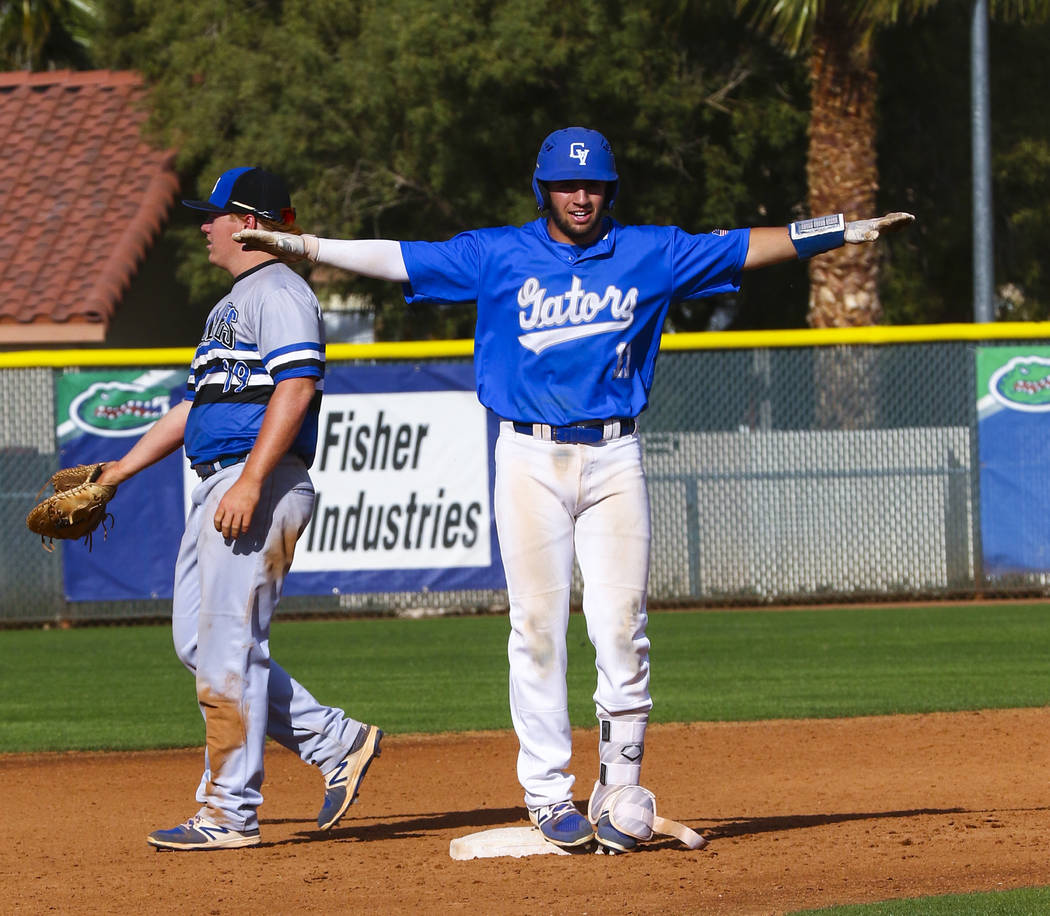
[26, 463, 118, 551]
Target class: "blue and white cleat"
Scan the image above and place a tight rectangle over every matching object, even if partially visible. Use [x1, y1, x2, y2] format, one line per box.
[595, 811, 638, 853]
[147, 814, 261, 851]
[317, 724, 384, 830]
[528, 800, 595, 848]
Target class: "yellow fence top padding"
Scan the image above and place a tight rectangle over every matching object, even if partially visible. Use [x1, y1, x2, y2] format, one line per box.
[659, 321, 1050, 350]
[2, 322, 1050, 369]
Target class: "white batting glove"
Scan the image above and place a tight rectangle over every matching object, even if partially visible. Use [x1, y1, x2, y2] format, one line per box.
[844, 212, 915, 244]
[233, 229, 319, 262]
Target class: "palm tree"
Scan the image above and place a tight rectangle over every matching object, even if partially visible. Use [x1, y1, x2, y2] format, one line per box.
[737, 0, 1048, 328]
[0, 0, 97, 71]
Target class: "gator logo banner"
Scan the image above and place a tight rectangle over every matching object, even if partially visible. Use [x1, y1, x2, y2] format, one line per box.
[985, 354, 1050, 412]
[58, 371, 179, 440]
[56, 370, 187, 602]
[977, 347, 1050, 576]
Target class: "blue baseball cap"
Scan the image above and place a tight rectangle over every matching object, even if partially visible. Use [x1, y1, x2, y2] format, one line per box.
[182, 166, 296, 224]
[532, 127, 619, 210]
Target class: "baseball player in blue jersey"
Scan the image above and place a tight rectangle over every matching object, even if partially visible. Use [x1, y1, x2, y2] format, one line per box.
[95, 167, 383, 851]
[236, 128, 913, 852]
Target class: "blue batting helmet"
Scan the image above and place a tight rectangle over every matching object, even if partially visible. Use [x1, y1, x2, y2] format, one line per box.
[531, 127, 619, 210]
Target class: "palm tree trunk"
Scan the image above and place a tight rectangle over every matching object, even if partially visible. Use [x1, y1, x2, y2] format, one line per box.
[806, 17, 880, 328]
[806, 16, 884, 430]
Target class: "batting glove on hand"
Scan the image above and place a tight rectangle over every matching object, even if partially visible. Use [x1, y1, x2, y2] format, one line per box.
[844, 212, 915, 243]
[233, 229, 319, 262]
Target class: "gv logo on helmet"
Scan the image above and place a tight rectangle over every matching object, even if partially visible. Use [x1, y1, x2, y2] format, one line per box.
[569, 142, 590, 165]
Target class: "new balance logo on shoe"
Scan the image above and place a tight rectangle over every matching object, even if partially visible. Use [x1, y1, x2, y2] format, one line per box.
[197, 822, 235, 841]
[325, 757, 349, 788]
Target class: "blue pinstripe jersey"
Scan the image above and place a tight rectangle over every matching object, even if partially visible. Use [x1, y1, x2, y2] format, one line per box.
[183, 260, 325, 467]
[401, 218, 749, 425]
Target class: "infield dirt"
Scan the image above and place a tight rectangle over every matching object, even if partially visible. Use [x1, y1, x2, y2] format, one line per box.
[4, 708, 1049, 915]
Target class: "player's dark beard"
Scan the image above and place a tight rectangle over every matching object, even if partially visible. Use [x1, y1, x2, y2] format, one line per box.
[549, 207, 604, 244]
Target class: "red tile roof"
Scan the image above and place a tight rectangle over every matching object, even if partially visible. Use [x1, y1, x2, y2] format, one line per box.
[0, 70, 179, 344]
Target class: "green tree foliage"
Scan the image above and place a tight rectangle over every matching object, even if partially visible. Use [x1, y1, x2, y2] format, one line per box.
[0, 0, 97, 70]
[16, 0, 1050, 334]
[737, 0, 1050, 328]
[876, 7, 1050, 322]
[95, 0, 810, 336]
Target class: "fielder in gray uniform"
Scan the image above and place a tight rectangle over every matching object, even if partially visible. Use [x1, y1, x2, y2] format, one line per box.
[97, 167, 382, 851]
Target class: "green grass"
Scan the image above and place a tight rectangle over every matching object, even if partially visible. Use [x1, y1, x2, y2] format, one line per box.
[648, 602, 1050, 722]
[1, 602, 1048, 753]
[2, 602, 1048, 913]
[793, 885, 1050, 914]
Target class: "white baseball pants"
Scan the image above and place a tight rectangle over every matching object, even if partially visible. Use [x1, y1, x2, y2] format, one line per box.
[494, 422, 652, 809]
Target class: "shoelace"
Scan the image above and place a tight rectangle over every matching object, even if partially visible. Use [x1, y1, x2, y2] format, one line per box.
[544, 802, 577, 823]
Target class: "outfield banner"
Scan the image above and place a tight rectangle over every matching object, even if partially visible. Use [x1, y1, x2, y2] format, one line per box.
[58, 363, 503, 601]
[976, 347, 1050, 575]
[280, 363, 502, 595]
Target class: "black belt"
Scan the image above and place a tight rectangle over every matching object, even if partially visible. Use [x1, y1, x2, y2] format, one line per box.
[192, 454, 249, 479]
[511, 418, 636, 445]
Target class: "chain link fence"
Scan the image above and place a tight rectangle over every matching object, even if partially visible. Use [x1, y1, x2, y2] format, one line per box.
[0, 368, 64, 621]
[642, 342, 978, 605]
[0, 337, 1043, 624]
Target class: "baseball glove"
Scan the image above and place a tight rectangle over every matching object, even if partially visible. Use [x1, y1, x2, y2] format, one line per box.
[26, 463, 118, 551]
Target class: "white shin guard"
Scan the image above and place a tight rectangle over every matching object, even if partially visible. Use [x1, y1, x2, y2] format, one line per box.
[597, 716, 646, 786]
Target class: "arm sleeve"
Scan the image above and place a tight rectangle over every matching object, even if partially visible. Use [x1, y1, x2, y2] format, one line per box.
[314, 238, 409, 282]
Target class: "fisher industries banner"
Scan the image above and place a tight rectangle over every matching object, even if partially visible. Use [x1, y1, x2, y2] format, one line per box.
[278, 363, 501, 595]
[58, 363, 503, 601]
[976, 346, 1050, 576]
